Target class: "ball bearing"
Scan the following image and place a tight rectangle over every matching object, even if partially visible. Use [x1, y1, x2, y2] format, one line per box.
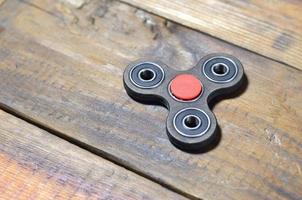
[173, 108, 211, 138]
[203, 56, 238, 83]
[129, 62, 165, 88]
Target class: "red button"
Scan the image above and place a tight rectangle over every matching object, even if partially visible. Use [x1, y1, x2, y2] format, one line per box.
[170, 74, 202, 101]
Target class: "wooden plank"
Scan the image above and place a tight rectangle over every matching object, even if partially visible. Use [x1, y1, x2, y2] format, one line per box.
[120, 0, 302, 70]
[0, 0, 301, 199]
[0, 109, 186, 200]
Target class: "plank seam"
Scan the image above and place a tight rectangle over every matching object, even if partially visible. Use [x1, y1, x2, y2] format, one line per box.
[20, 0, 302, 72]
[20, 0, 63, 20]
[0, 103, 200, 200]
[118, 0, 302, 72]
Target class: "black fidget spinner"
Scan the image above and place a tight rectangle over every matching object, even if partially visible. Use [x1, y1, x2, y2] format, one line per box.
[123, 53, 244, 152]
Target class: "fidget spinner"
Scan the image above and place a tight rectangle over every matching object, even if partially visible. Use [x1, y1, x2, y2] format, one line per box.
[123, 53, 244, 152]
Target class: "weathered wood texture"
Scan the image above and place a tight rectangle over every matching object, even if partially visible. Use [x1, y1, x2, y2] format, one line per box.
[121, 0, 302, 70]
[0, 109, 186, 200]
[0, 0, 301, 199]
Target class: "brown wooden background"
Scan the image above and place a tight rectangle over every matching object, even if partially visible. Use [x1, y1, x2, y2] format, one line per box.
[0, 0, 301, 199]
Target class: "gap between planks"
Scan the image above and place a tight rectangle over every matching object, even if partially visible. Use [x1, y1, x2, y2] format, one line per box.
[0, 108, 189, 200]
[0, 104, 199, 200]
[119, 0, 302, 71]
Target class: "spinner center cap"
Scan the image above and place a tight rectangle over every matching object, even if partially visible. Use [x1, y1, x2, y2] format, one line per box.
[170, 74, 202, 101]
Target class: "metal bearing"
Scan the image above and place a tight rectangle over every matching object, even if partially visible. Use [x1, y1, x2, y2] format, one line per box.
[203, 56, 238, 83]
[129, 62, 165, 88]
[173, 108, 211, 138]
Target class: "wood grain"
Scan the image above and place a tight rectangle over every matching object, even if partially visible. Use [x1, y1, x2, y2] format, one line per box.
[0, 109, 186, 200]
[120, 0, 302, 70]
[0, 0, 301, 199]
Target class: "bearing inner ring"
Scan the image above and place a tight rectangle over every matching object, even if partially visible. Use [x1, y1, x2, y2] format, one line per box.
[138, 68, 156, 82]
[211, 63, 230, 77]
[182, 114, 202, 130]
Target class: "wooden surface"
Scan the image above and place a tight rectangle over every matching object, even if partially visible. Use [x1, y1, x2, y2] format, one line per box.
[0, 0, 301, 199]
[0, 109, 186, 200]
[121, 0, 302, 70]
